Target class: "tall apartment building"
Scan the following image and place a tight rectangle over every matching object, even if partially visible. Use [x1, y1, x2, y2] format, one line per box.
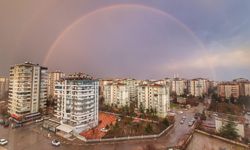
[119, 79, 139, 102]
[189, 78, 209, 97]
[0, 77, 9, 100]
[137, 83, 170, 118]
[103, 83, 129, 107]
[244, 83, 250, 96]
[8, 62, 48, 121]
[54, 73, 99, 133]
[48, 71, 65, 97]
[218, 83, 240, 99]
[171, 78, 187, 96]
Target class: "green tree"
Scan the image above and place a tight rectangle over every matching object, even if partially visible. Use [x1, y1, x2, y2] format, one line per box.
[219, 118, 239, 140]
[145, 123, 153, 134]
[161, 118, 169, 127]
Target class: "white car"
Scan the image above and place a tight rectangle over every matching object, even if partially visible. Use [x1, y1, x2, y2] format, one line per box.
[35, 118, 44, 122]
[182, 116, 187, 119]
[247, 112, 250, 115]
[0, 139, 8, 145]
[188, 121, 194, 126]
[51, 139, 60, 146]
[179, 111, 183, 114]
[100, 128, 108, 132]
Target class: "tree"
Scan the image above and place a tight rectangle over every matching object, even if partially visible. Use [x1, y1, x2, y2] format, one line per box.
[145, 123, 153, 134]
[161, 118, 169, 127]
[139, 102, 144, 114]
[219, 118, 239, 140]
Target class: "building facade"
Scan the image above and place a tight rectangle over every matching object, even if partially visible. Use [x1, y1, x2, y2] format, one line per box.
[0, 77, 9, 100]
[189, 78, 209, 97]
[171, 78, 187, 96]
[8, 62, 48, 121]
[54, 73, 99, 133]
[48, 71, 65, 97]
[103, 83, 129, 107]
[137, 84, 170, 118]
[218, 83, 240, 99]
[244, 83, 250, 96]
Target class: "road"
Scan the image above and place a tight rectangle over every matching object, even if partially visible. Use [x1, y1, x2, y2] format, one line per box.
[0, 104, 204, 150]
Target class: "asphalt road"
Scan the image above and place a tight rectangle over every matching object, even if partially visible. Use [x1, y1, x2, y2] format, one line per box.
[0, 104, 204, 150]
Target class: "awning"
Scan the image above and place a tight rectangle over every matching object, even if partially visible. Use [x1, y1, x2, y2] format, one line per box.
[56, 124, 73, 133]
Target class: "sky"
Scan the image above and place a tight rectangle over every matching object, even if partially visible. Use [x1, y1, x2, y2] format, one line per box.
[0, 0, 250, 81]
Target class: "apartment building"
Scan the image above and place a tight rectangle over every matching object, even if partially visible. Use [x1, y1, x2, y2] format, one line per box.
[0, 77, 9, 100]
[137, 83, 170, 118]
[103, 83, 129, 107]
[54, 73, 99, 133]
[171, 78, 187, 96]
[48, 71, 65, 97]
[119, 78, 139, 102]
[8, 62, 48, 121]
[244, 83, 250, 96]
[189, 78, 209, 97]
[218, 83, 240, 99]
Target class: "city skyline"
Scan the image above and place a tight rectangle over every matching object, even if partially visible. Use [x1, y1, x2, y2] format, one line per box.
[0, 1, 250, 80]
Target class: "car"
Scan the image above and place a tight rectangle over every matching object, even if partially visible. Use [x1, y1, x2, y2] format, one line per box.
[247, 112, 250, 115]
[191, 118, 196, 122]
[182, 116, 187, 119]
[179, 111, 183, 114]
[51, 139, 60, 146]
[213, 113, 218, 117]
[0, 139, 8, 145]
[12, 123, 23, 129]
[180, 120, 184, 124]
[35, 118, 44, 122]
[188, 121, 194, 126]
[100, 128, 108, 132]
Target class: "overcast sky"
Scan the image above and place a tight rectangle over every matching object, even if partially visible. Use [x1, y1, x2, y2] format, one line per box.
[0, 0, 250, 80]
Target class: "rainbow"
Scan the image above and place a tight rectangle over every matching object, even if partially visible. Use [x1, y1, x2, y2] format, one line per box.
[43, 4, 216, 79]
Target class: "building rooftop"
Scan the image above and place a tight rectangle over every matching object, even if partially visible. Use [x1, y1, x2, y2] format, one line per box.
[61, 72, 94, 81]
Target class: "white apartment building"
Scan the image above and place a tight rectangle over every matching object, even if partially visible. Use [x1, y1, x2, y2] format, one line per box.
[189, 78, 209, 97]
[103, 83, 129, 107]
[218, 83, 240, 99]
[119, 78, 139, 102]
[137, 84, 170, 118]
[54, 73, 99, 133]
[172, 78, 187, 96]
[0, 77, 9, 100]
[8, 62, 48, 121]
[48, 71, 65, 97]
[244, 83, 250, 96]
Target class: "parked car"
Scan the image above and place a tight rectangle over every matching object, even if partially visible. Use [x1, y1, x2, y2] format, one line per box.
[188, 121, 194, 126]
[178, 111, 183, 114]
[51, 139, 60, 146]
[182, 116, 186, 120]
[180, 119, 185, 124]
[35, 118, 44, 122]
[100, 128, 109, 132]
[0, 139, 8, 145]
[247, 112, 250, 115]
[12, 123, 23, 129]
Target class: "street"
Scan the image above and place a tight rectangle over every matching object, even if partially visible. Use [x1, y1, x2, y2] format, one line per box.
[0, 104, 204, 150]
